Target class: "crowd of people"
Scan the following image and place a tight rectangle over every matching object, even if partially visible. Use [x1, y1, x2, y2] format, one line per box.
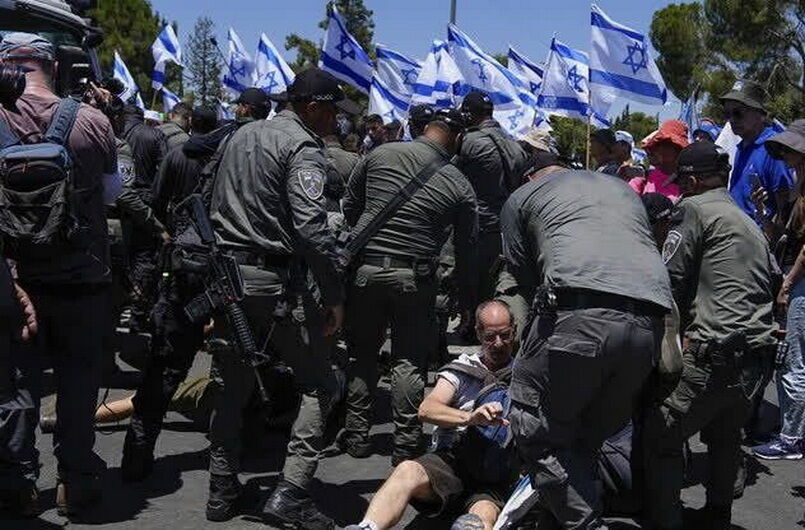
[0, 29, 803, 530]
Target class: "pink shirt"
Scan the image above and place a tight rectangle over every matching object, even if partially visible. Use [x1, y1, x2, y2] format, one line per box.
[629, 168, 681, 203]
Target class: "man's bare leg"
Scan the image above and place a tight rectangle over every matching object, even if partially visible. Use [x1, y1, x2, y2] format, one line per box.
[358, 460, 435, 530]
[96, 395, 134, 423]
[467, 499, 501, 530]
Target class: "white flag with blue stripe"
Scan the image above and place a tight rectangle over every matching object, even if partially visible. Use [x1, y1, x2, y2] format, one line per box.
[590, 4, 667, 106]
[538, 38, 610, 127]
[113, 50, 141, 107]
[368, 75, 409, 123]
[255, 33, 295, 95]
[376, 45, 421, 100]
[319, 6, 374, 94]
[448, 24, 537, 136]
[162, 86, 181, 113]
[508, 46, 543, 95]
[217, 99, 234, 122]
[679, 91, 700, 139]
[222, 28, 255, 97]
[410, 40, 462, 109]
[151, 25, 182, 90]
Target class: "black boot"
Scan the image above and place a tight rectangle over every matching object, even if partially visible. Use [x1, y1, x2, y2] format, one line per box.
[700, 503, 732, 530]
[262, 480, 334, 530]
[206, 474, 246, 522]
[0, 484, 40, 518]
[121, 433, 154, 483]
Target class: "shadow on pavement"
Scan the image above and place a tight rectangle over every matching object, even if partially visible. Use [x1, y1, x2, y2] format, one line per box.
[315, 478, 383, 526]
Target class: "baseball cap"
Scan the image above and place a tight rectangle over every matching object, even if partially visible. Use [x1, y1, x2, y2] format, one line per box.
[720, 79, 767, 113]
[674, 141, 731, 180]
[590, 128, 617, 148]
[409, 104, 435, 124]
[0, 32, 55, 62]
[432, 108, 467, 132]
[641, 193, 674, 225]
[235, 87, 269, 106]
[271, 68, 345, 104]
[766, 119, 805, 159]
[460, 91, 493, 116]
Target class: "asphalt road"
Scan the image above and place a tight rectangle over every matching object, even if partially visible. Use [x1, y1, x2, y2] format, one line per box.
[4, 334, 805, 529]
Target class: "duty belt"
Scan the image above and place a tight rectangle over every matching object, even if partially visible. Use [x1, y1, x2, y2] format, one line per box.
[361, 254, 435, 270]
[554, 288, 667, 317]
[226, 249, 292, 269]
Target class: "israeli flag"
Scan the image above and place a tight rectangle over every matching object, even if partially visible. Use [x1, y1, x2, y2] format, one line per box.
[410, 40, 462, 109]
[319, 6, 374, 94]
[590, 4, 667, 106]
[134, 92, 145, 111]
[222, 28, 255, 97]
[376, 45, 421, 100]
[538, 38, 610, 128]
[448, 24, 537, 136]
[151, 25, 182, 90]
[216, 99, 234, 122]
[679, 91, 700, 139]
[508, 46, 543, 95]
[162, 86, 181, 113]
[368, 75, 409, 123]
[255, 33, 295, 95]
[113, 51, 140, 106]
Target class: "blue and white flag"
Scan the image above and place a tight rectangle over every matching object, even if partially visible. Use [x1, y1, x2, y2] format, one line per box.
[590, 4, 667, 107]
[113, 50, 140, 106]
[222, 28, 255, 97]
[410, 40, 462, 109]
[508, 46, 543, 95]
[255, 33, 295, 95]
[134, 92, 145, 111]
[448, 24, 537, 136]
[162, 86, 181, 113]
[538, 38, 610, 128]
[679, 92, 700, 139]
[368, 75, 409, 123]
[216, 98, 234, 122]
[319, 6, 374, 94]
[376, 45, 421, 100]
[151, 25, 182, 90]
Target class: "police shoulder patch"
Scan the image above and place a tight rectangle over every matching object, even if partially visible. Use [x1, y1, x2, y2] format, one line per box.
[662, 230, 683, 264]
[118, 159, 135, 185]
[298, 168, 325, 200]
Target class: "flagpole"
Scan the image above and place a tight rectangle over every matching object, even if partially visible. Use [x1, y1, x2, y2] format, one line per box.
[585, 113, 592, 169]
[450, 0, 457, 23]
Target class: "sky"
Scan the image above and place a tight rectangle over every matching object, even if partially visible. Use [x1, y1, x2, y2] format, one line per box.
[148, 0, 681, 121]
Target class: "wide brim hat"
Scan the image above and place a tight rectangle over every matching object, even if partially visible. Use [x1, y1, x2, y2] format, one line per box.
[765, 119, 805, 159]
[720, 79, 767, 113]
[643, 119, 689, 151]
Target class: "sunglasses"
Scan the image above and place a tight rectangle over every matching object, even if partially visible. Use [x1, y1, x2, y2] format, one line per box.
[480, 327, 515, 344]
[724, 107, 748, 121]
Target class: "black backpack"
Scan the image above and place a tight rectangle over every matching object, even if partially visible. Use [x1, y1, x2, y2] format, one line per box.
[0, 98, 82, 256]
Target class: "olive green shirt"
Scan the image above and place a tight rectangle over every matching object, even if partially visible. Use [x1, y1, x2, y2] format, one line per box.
[210, 109, 344, 305]
[323, 136, 358, 212]
[157, 121, 190, 152]
[663, 187, 774, 349]
[344, 137, 479, 308]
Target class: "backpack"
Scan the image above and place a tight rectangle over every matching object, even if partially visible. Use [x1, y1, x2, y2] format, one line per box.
[0, 98, 82, 256]
[441, 360, 517, 485]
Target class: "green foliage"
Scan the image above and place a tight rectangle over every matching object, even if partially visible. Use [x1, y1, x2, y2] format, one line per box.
[650, 3, 708, 101]
[550, 116, 588, 164]
[89, 0, 161, 103]
[492, 53, 509, 67]
[611, 106, 659, 145]
[185, 16, 222, 106]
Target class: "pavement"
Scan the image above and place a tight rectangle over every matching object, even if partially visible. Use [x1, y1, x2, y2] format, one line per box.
[4, 332, 805, 529]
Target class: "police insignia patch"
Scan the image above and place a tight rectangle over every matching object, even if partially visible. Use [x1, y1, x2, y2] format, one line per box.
[118, 160, 135, 185]
[298, 168, 325, 200]
[662, 230, 682, 264]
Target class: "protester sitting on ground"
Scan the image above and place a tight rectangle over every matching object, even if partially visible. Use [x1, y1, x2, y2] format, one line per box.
[590, 128, 620, 175]
[629, 119, 689, 202]
[345, 300, 518, 530]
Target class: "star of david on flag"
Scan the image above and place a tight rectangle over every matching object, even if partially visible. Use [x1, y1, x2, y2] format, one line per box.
[319, 6, 374, 94]
[590, 4, 667, 106]
[376, 45, 422, 100]
[222, 28, 255, 98]
[508, 46, 544, 96]
[255, 33, 295, 96]
[410, 40, 462, 109]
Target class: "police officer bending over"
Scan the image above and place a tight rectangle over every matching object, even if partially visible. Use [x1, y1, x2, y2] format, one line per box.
[500, 166, 671, 528]
[341, 108, 479, 465]
[642, 142, 776, 530]
[207, 68, 345, 529]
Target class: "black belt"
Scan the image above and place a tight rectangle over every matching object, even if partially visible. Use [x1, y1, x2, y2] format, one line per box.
[226, 249, 291, 269]
[555, 289, 667, 317]
[361, 254, 435, 269]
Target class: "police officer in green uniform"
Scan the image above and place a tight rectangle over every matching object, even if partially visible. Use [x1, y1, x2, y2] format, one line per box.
[322, 132, 358, 215]
[457, 91, 529, 315]
[207, 68, 345, 529]
[642, 142, 776, 530]
[157, 101, 191, 151]
[341, 109, 479, 465]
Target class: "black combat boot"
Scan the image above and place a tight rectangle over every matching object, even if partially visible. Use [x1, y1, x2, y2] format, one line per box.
[262, 479, 334, 530]
[0, 484, 40, 518]
[120, 434, 154, 482]
[206, 474, 247, 522]
[55, 477, 101, 518]
[700, 503, 732, 530]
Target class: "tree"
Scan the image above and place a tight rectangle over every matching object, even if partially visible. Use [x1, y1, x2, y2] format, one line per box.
[285, 0, 375, 72]
[185, 17, 223, 107]
[649, 3, 708, 102]
[89, 0, 161, 102]
[611, 106, 659, 145]
[492, 53, 509, 67]
[550, 116, 588, 164]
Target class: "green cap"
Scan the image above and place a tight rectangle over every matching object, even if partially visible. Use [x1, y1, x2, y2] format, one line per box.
[720, 79, 767, 113]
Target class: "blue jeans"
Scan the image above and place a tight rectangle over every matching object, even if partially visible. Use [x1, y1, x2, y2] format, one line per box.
[779, 278, 805, 443]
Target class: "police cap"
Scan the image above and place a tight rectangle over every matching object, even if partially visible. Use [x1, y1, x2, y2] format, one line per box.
[675, 141, 731, 179]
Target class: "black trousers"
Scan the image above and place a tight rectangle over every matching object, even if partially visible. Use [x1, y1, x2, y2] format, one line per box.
[124, 277, 204, 455]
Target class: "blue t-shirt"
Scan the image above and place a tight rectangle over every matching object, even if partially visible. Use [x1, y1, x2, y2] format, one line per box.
[729, 126, 794, 221]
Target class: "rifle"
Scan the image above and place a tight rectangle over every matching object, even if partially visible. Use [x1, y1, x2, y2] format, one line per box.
[172, 193, 271, 403]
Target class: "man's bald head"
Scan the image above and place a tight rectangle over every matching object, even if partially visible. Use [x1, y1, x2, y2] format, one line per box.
[476, 300, 515, 370]
[476, 300, 514, 331]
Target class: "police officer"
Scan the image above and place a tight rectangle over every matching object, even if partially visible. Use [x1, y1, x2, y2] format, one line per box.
[157, 101, 191, 151]
[340, 108, 479, 464]
[120, 106, 219, 482]
[457, 91, 529, 320]
[207, 68, 345, 528]
[642, 142, 776, 530]
[322, 130, 358, 215]
[408, 104, 435, 140]
[501, 167, 671, 528]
